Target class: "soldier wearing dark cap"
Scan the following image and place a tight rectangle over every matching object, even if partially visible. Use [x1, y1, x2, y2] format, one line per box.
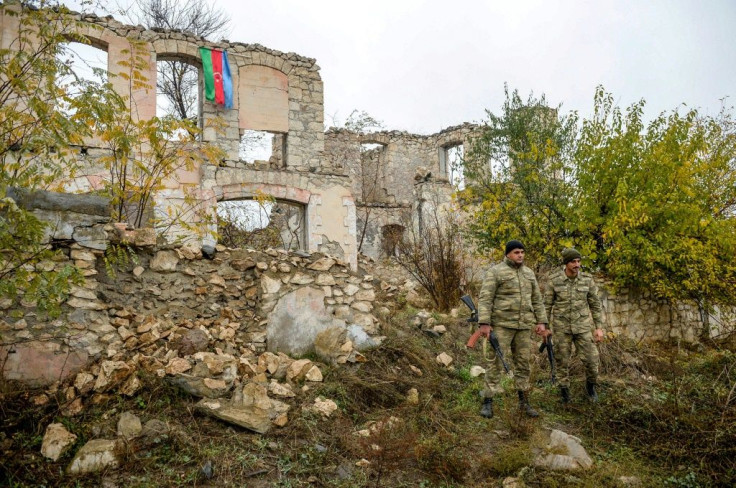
[476, 240, 548, 418]
[543, 248, 605, 403]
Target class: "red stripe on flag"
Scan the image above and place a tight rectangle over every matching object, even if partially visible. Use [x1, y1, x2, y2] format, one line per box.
[212, 50, 224, 105]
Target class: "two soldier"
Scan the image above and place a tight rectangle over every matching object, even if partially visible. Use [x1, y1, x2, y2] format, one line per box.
[476, 241, 604, 418]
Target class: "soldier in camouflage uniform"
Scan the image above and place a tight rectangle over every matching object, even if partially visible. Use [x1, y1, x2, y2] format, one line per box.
[477, 240, 548, 418]
[543, 248, 605, 403]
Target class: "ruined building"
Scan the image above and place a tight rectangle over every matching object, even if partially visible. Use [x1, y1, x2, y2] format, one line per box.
[0, 4, 481, 266]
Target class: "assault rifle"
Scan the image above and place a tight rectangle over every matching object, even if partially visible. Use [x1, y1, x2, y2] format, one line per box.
[460, 295, 510, 373]
[539, 335, 556, 383]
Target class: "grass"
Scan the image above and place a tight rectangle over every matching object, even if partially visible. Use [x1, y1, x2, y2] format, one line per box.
[1, 310, 735, 486]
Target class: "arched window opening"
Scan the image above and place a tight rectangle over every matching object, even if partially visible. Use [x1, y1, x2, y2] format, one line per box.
[217, 198, 305, 251]
[440, 143, 465, 189]
[155, 56, 202, 139]
[55, 41, 108, 113]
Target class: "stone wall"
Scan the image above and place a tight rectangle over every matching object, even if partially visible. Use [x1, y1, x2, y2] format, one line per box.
[324, 124, 478, 259]
[0, 235, 379, 387]
[598, 280, 736, 343]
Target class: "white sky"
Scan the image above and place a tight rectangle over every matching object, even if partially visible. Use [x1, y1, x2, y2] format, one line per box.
[70, 0, 736, 135]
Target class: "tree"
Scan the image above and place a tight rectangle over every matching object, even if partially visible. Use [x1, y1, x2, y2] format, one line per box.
[0, 1, 226, 316]
[460, 85, 736, 331]
[575, 88, 736, 335]
[0, 0, 92, 316]
[459, 85, 578, 266]
[126, 0, 230, 120]
[394, 189, 470, 312]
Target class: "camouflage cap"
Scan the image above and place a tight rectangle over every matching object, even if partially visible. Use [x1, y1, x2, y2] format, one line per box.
[562, 248, 582, 264]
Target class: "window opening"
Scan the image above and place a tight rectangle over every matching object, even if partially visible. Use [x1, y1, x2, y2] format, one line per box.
[240, 130, 286, 167]
[217, 198, 305, 250]
[56, 41, 108, 113]
[443, 143, 465, 189]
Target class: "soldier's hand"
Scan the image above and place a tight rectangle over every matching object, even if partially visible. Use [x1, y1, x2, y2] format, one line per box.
[594, 328, 604, 343]
[479, 324, 492, 338]
[534, 323, 547, 337]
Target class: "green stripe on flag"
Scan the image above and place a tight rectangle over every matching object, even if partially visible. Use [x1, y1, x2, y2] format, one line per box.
[199, 47, 215, 102]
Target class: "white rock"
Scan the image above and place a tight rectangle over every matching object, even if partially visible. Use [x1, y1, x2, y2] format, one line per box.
[305, 365, 323, 382]
[117, 411, 142, 439]
[470, 365, 486, 377]
[41, 423, 77, 461]
[268, 380, 296, 398]
[436, 352, 453, 367]
[67, 439, 119, 474]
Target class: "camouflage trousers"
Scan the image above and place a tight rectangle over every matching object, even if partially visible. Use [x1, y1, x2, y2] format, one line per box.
[555, 330, 599, 388]
[482, 326, 532, 397]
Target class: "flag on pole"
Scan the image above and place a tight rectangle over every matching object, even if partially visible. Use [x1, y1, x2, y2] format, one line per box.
[199, 47, 233, 109]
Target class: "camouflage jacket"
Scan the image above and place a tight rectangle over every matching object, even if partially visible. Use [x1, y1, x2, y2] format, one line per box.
[543, 269, 604, 334]
[477, 258, 548, 330]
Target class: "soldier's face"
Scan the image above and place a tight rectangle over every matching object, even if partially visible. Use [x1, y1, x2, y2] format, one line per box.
[565, 258, 581, 276]
[507, 248, 525, 264]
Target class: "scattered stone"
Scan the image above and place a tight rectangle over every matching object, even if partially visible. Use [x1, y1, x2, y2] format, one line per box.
[355, 459, 371, 467]
[62, 398, 84, 416]
[118, 374, 142, 397]
[409, 365, 423, 376]
[268, 380, 296, 398]
[165, 357, 192, 375]
[287, 359, 314, 382]
[432, 325, 447, 334]
[196, 382, 290, 434]
[67, 439, 119, 474]
[534, 429, 593, 471]
[117, 411, 142, 440]
[305, 397, 338, 418]
[74, 372, 96, 395]
[470, 365, 486, 377]
[93, 361, 132, 392]
[436, 352, 453, 368]
[41, 423, 78, 461]
[168, 374, 231, 398]
[406, 388, 419, 405]
[132, 266, 144, 277]
[305, 365, 323, 382]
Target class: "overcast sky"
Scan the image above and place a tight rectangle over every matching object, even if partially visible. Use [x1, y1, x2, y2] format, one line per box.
[78, 0, 736, 135]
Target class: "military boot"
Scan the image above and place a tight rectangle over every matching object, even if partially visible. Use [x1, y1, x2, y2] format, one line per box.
[517, 390, 539, 418]
[585, 381, 598, 403]
[480, 397, 494, 418]
[560, 386, 570, 404]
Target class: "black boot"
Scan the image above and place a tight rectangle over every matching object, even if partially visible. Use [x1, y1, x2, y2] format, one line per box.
[480, 397, 494, 418]
[560, 386, 570, 404]
[517, 390, 539, 418]
[586, 381, 598, 403]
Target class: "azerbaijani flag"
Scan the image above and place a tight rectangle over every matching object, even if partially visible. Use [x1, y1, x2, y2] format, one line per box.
[199, 47, 233, 109]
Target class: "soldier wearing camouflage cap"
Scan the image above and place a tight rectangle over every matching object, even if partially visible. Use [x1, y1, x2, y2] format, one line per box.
[543, 248, 605, 403]
[476, 240, 548, 418]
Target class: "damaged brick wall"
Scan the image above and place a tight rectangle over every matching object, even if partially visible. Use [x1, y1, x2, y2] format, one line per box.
[0, 4, 358, 268]
[325, 123, 478, 258]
